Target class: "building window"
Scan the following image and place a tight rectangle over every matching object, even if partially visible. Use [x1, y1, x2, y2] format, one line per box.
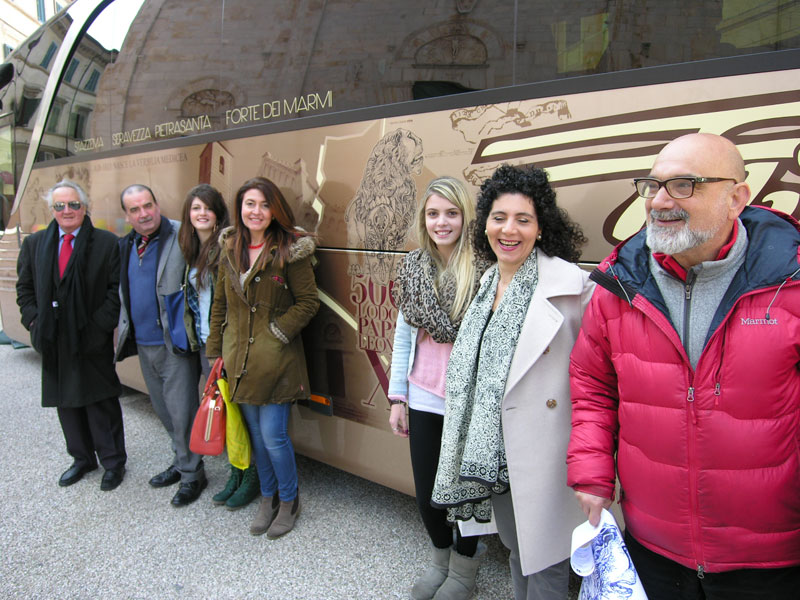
[3, 44, 13, 59]
[64, 59, 79, 83]
[219, 156, 225, 174]
[68, 110, 89, 139]
[37, 0, 47, 22]
[46, 101, 64, 133]
[18, 90, 41, 127]
[85, 69, 100, 93]
[40, 42, 58, 69]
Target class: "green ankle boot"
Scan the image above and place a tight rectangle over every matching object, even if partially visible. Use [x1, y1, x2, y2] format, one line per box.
[225, 465, 260, 510]
[212, 466, 243, 506]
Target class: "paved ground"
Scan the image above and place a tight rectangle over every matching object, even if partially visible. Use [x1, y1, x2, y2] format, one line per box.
[0, 342, 526, 599]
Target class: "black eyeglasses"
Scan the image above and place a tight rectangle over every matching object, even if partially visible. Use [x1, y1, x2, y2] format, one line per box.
[633, 177, 738, 200]
[52, 201, 83, 212]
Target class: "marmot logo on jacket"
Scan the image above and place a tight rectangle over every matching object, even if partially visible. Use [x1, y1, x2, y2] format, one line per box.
[740, 317, 778, 325]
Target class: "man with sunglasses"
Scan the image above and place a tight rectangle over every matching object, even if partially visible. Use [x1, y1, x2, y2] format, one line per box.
[16, 180, 127, 491]
[567, 133, 800, 599]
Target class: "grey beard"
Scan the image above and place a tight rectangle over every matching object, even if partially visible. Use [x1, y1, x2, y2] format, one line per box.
[646, 209, 716, 255]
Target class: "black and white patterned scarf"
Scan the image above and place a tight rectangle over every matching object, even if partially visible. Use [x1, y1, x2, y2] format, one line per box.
[430, 249, 539, 522]
[393, 249, 462, 344]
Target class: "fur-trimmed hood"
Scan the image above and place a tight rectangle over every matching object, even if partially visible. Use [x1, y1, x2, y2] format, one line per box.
[218, 225, 316, 264]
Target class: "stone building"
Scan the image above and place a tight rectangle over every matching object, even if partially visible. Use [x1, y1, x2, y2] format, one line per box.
[0, 0, 72, 59]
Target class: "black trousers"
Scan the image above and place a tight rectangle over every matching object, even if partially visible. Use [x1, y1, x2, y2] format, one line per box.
[57, 397, 126, 470]
[625, 530, 800, 600]
[408, 407, 479, 557]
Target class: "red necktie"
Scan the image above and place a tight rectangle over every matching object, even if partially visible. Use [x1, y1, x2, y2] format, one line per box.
[59, 233, 74, 279]
[137, 234, 150, 258]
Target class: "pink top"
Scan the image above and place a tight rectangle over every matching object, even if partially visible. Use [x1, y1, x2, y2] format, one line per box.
[407, 329, 453, 399]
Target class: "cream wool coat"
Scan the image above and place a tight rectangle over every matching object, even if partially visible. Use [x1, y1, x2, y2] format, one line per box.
[499, 248, 594, 575]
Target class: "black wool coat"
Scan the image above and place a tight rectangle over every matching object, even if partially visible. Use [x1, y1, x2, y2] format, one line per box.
[16, 216, 122, 407]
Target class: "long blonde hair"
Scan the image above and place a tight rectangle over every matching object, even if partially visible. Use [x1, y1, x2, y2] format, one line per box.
[415, 176, 477, 321]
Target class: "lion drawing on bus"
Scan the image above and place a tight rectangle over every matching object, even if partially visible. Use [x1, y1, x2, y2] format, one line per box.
[345, 128, 424, 284]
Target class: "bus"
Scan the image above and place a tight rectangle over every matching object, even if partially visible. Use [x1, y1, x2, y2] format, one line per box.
[1, 0, 798, 494]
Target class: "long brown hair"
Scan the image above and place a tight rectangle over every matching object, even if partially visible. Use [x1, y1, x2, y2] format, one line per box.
[178, 184, 230, 287]
[232, 177, 310, 273]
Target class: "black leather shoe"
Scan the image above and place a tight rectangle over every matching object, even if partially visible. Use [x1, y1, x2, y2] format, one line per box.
[171, 478, 208, 507]
[59, 462, 97, 487]
[100, 468, 125, 491]
[148, 466, 180, 488]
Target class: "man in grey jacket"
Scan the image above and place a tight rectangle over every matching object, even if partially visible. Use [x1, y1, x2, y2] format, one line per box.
[116, 184, 206, 506]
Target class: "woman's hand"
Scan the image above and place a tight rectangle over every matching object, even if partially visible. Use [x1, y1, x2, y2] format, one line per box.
[389, 403, 409, 437]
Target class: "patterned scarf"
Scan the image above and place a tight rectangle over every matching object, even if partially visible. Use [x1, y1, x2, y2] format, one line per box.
[392, 249, 462, 344]
[430, 249, 539, 523]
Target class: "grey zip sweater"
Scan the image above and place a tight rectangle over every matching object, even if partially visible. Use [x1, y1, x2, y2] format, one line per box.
[649, 219, 748, 369]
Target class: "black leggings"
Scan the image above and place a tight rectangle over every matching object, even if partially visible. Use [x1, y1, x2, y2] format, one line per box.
[409, 407, 479, 557]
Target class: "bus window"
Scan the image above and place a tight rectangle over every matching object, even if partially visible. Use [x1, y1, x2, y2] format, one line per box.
[19, 0, 800, 165]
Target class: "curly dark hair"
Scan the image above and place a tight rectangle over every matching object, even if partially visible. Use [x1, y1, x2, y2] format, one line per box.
[472, 164, 586, 263]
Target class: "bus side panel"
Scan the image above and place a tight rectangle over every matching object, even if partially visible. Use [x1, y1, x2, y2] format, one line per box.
[4, 67, 799, 493]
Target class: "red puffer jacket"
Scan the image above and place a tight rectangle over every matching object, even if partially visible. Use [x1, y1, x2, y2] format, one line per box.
[567, 206, 800, 574]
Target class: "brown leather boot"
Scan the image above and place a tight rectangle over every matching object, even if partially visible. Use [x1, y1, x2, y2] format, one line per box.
[267, 494, 300, 538]
[249, 494, 279, 536]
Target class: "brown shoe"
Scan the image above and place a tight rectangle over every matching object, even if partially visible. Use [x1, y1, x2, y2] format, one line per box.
[267, 494, 300, 538]
[249, 494, 279, 536]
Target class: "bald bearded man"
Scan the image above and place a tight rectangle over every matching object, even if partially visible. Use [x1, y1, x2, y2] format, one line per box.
[567, 134, 800, 599]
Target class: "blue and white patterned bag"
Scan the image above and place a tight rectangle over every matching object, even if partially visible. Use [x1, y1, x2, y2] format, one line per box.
[571, 509, 648, 600]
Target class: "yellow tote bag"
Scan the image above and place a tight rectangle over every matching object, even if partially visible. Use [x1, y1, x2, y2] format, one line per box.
[216, 377, 251, 470]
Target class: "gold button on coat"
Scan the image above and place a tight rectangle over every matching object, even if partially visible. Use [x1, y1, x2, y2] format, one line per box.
[546, 398, 557, 409]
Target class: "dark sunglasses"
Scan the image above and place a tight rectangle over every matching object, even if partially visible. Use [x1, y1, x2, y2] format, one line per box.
[53, 201, 83, 212]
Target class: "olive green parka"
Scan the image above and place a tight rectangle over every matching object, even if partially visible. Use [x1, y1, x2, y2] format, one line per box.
[206, 227, 319, 404]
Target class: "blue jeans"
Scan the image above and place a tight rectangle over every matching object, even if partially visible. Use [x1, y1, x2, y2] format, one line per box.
[239, 402, 297, 502]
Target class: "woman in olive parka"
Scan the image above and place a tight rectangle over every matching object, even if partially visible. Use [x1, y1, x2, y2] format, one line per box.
[206, 176, 319, 539]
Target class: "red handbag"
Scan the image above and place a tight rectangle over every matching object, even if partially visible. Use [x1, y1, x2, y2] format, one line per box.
[189, 357, 227, 455]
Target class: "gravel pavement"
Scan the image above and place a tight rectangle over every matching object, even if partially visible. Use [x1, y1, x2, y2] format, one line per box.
[0, 342, 526, 599]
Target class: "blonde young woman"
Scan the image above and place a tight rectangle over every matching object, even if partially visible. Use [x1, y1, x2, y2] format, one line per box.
[388, 176, 489, 600]
[206, 177, 319, 538]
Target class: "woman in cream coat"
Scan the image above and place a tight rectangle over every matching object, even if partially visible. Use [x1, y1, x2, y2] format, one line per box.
[432, 165, 594, 600]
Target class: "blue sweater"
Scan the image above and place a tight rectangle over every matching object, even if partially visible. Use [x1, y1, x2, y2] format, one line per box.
[128, 236, 163, 345]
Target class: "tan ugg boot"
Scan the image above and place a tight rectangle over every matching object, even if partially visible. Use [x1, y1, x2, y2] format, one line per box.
[267, 494, 300, 538]
[432, 543, 486, 600]
[411, 545, 450, 599]
[249, 494, 279, 536]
